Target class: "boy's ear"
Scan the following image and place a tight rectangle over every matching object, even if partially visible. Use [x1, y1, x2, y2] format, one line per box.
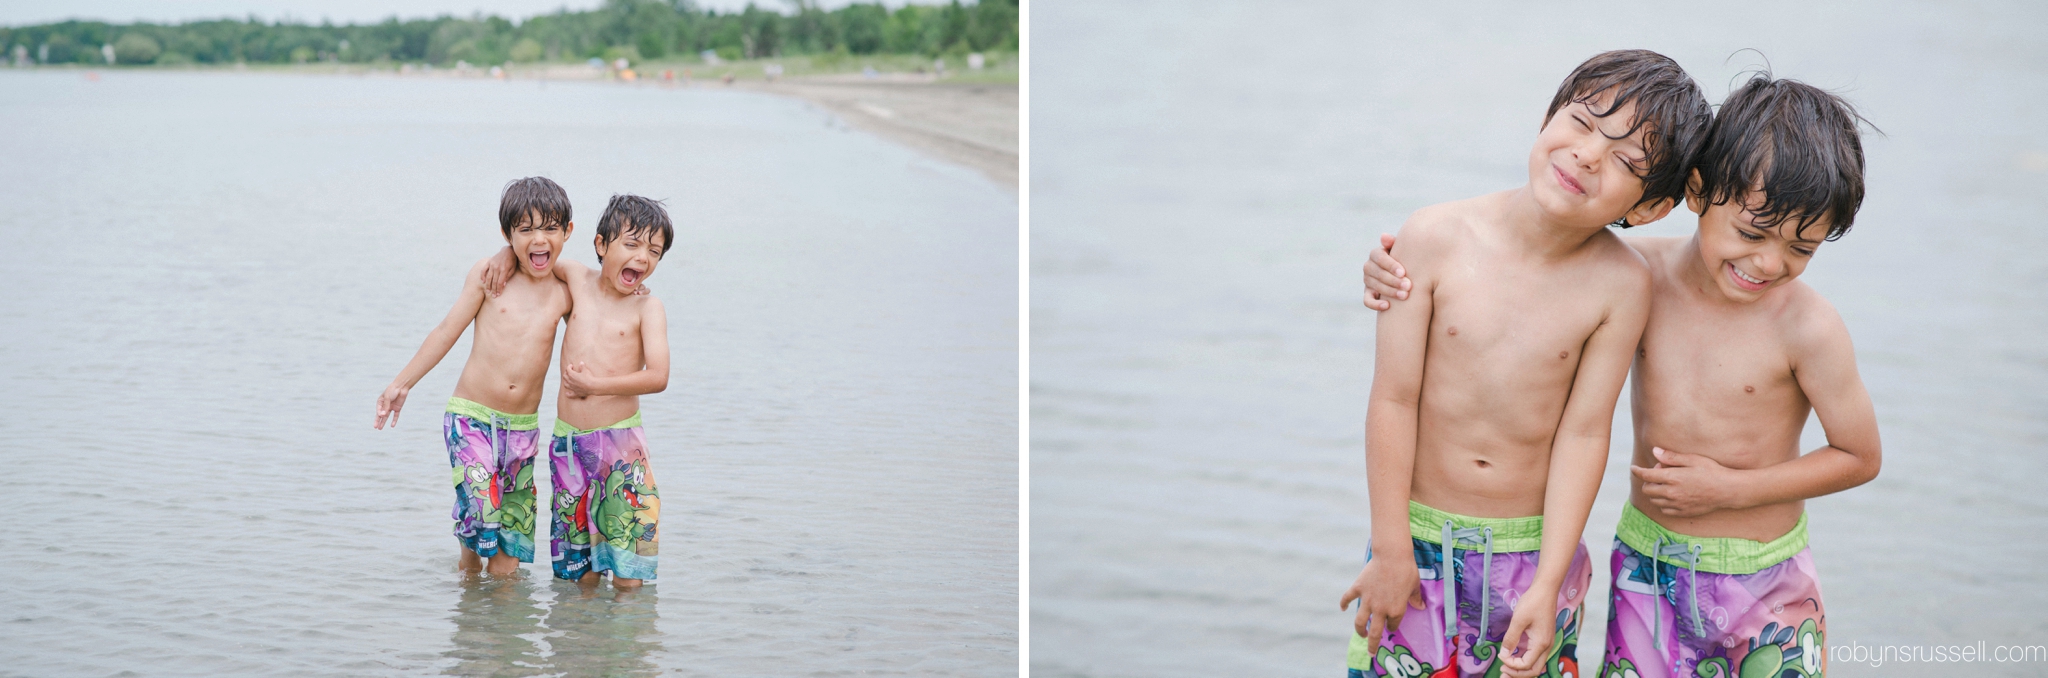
[1684, 169, 1706, 216]
[1622, 196, 1676, 228]
[562, 220, 574, 235]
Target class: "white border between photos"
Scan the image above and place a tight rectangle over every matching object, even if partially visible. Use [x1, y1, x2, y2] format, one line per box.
[1016, 0, 1032, 673]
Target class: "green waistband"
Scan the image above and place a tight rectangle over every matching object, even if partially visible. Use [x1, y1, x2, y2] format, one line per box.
[1408, 501, 1545, 553]
[552, 412, 643, 436]
[1617, 504, 1807, 575]
[445, 397, 539, 430]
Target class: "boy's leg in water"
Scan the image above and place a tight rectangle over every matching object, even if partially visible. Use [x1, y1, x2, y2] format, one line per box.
[614, 577, 642, 590]
[459, 547, 484, 574]
[486, 553, 520, 577]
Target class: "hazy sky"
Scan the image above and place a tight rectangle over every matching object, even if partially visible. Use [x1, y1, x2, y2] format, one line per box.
[0, 1, 899, 27]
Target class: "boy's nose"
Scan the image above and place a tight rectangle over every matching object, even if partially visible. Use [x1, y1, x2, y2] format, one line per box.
[1752, 253, 1785, 277]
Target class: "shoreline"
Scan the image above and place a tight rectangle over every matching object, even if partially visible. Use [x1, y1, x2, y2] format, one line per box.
[735, 77, 1018, 190]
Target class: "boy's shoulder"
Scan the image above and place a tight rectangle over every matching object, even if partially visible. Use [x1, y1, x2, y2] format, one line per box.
[1580, 228, 1654, 285]
[1771, 280, 1852, 357]
[1389, 196, 1491, 266]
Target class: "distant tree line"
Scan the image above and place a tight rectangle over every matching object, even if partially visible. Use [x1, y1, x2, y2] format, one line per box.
[0, 0, 1017, 67]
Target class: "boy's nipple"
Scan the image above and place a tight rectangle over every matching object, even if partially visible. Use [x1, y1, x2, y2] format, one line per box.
[1745, 385, 1755, 393]
[1447, 326, 1457, 336]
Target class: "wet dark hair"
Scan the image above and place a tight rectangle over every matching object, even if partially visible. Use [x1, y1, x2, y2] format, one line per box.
[1543, 50, 1714, 227]
[595, 194, 673, 263]
[498, 177, 572, 238]
[1693, 73, 1870, 241]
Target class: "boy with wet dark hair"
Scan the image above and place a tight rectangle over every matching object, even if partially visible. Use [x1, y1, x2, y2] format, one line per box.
[1339, 49, 1710, 678]
[485, 194, 674, 591]
[1362, 74, 1881, 678]
[498, 176, 575, 242]
[374, 176, 575, 577]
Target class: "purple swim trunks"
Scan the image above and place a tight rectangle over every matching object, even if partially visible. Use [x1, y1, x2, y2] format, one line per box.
[1599, 504, 1826, 678]
[1348, 502, 1593, 678]
[549, 412, 661, 581]
[443, 397, 540, 562]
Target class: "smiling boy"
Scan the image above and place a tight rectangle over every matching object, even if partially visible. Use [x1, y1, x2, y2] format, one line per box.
[1339, 50, 1711, 678]
[1362, 75, 1882, 678]
[374, 177, 574, 577]
[487, 194, 673, 590]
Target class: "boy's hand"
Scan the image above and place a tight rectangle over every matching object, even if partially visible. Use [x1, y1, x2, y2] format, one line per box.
[562, 361, 597, 397]
[1633, 446, 1747, 517]
[1362, 233, 1411, 311]
[374, 383, 410, 429]
[481, 246, 517, 297]
[1496, 593, 1558, 678]
[1338, 553, 1425, 656]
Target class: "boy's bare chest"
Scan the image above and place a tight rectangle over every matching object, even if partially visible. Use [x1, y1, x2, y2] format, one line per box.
[1637, 299, 1799, 407]
[478, 285, 568, 339]
[1428, 262, 1610, 365]
[566, 303, 643, 360]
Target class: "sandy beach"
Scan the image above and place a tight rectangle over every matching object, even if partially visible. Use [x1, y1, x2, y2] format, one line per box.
[737, 76, 1019, 190]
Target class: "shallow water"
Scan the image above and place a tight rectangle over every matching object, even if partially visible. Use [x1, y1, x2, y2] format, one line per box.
[0, 70, 1017, 675]
[1031, 2, 2048, 676]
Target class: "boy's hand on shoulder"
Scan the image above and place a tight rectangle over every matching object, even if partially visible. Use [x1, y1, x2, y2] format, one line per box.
[1632, 447, 1746, 517]
[1497, 594, 1558, 678]
[373, 383, 409, 429]
[1362, 233, 1412, 311]
[481, 247, 517, 297]
[1339, 554, 1424, 655]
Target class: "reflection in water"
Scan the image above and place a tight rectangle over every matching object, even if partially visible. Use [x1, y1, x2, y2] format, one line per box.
[443, 575, 661, 676]
[537, 581, 661, 677]
[444, 576, 547, 676]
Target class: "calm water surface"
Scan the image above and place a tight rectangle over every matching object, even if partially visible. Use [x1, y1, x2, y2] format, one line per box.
[1032, 2, 2047, 676]
[0, 70, 1017, 675]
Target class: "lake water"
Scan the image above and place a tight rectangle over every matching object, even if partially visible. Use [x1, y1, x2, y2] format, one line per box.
[1030, 2, 2048, 676]
[0, 70, 1018, 675]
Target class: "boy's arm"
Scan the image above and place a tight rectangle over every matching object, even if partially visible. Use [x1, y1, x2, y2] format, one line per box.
[1499, 262, 1650, 677]
[1634, 300, 1880, 514]
[374, 262, 488, 429]
[1339, 222, 1438, 655]
[560, 298, 671, 397]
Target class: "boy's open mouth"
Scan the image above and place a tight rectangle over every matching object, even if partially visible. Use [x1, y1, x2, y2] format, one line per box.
[528, 251, 550, 270]
[1727, 262, 1769, 291]
[621, 267, 643, 287]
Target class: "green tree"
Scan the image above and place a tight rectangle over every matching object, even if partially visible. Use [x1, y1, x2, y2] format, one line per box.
[112, 32, 161, 64]
[509, 37, 543, 62]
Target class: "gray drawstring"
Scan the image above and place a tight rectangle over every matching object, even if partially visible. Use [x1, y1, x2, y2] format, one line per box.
[1440, 521, 1495, 642]
[1648, 537, 1705, 649]
[490, 414, 506, 465]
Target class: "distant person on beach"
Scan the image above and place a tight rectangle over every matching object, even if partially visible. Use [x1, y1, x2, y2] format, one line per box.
[484, 194, 674, 591]
[1360, 74, 1881, 678]
[373, 177, 574, 578]
[1337, 50, 1711, 678]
